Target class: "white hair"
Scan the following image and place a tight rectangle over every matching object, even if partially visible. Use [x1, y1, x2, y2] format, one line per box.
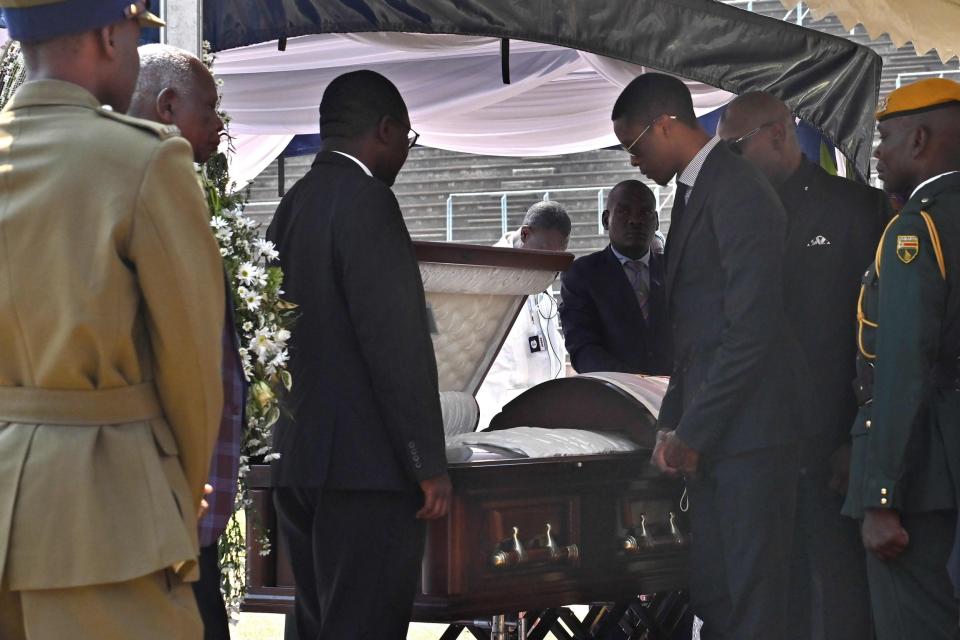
[129, 44, 203, 116]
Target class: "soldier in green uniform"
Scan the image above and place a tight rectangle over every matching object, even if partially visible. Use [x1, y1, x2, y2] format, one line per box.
[843, 78, 960, 639]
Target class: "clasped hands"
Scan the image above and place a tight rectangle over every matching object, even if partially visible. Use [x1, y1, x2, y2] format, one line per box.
[651, 429, 699, 477]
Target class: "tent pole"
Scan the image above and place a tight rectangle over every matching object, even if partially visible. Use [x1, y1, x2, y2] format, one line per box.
[500, 38, 510, 84]
[162, 0, 203, 56]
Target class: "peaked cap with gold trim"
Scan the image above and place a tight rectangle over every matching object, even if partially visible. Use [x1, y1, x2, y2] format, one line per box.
[877, 78, 960, 121]
[0, 0, 163, 42]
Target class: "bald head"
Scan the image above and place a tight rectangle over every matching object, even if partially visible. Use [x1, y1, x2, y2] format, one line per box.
[717, 91, 802, 186]
[128, 44, 223, 163]
[874, 103, 960, 197]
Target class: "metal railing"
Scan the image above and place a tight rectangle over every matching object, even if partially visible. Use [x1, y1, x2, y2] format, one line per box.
[723, 0, 809, 25]
[444, 183, 677, 241]
[895, 68, 960, 88]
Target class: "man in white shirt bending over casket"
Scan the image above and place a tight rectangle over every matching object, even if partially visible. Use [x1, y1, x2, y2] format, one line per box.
[476, 201, 571, 429]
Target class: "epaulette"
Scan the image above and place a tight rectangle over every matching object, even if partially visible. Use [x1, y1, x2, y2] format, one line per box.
[95, 106, 181, 140]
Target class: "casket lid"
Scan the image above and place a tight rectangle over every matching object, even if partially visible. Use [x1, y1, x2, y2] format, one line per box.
[414, 241, 572, 397]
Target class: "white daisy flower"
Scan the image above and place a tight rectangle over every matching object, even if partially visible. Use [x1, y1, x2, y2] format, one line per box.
[255, 239, 279, 262]
[237, 262, 261, 286]
[242, 321, 254, 332]
[250, 327, 274, 359]
[210, 216, 228, 230]
[244, 292, 263, 311]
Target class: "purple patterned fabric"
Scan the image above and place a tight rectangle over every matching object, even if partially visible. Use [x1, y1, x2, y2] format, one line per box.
[199, 305, 245, 547]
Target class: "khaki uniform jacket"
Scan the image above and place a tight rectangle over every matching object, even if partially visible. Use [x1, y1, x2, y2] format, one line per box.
[0, 81, 224, 590]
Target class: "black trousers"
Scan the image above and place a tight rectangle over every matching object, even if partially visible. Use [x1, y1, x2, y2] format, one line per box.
[686, 445, 798, 640]
[191, 543, 230, 640]
[274, 487, 426, 640]
[787, 444, 872, 640]
[865, 510, 960, 640]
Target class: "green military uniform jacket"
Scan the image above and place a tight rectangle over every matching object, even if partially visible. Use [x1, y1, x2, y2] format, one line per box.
[0, 81, 224, 590]
[844, 171, 960, 519]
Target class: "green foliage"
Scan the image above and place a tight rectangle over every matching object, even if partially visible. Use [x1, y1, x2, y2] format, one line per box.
[200, 41, 296, 621]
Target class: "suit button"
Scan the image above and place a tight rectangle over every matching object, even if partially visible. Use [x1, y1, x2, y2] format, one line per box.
[881, 487, 888, 495]
[865, 420, 872, 429]
[880, 497, 888, 505]
[408, 441, 416, 450]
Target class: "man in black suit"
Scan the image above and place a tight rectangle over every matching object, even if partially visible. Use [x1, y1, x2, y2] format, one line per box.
[614, 73, 802, 639]
[559, 180, 671, 374]
[718, 91, 889, 640]
[266, 70, 451, 640]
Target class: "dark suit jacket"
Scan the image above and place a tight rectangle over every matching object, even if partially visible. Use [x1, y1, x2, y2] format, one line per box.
[559, 245, 671, 374]
[778, 160, 889, 460]
[266, 151, 446, 490]
[660, 142, 803, 459]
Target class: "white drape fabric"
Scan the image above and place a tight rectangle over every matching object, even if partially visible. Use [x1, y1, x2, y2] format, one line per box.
[780, 0, 960, 63]
[212, 33, 733, 185]
[223, 133, 293, 191]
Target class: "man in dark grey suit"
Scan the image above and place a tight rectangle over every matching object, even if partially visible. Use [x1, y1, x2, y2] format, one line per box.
[613, 73, 802, 639]
[266, 70, 451, 640]
[719, 91, 889, 640]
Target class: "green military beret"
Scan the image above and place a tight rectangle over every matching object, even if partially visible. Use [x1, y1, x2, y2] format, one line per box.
[877, 78, 960, 122]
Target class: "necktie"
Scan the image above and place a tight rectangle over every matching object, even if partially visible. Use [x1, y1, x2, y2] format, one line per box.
[672, 182, 689, 227]
[665, 182, 688, 261]
[625, 259, 650, 320]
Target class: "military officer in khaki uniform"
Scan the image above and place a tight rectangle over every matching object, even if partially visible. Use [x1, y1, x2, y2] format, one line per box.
[0, 2, 224, 639]
[843, 78, 960, 639]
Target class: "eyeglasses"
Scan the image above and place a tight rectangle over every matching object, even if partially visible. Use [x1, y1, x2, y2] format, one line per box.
[407, 127, 420, 149]
[727, 121, 777, 155]
[622, 115, 676, 156]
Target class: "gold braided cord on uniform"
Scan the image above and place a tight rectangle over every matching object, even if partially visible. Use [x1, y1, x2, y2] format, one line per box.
[0, 0, 61, 6]
[920, 210, 947, 279]
[0, 0, 63, 9]
[858, 215, 901, 359]
[857, 285, 877, 360]
[874, 214, 900, 276]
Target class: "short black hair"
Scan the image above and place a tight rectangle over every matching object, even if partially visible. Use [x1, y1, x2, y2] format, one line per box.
[522, 201, 571, 237]
[319, 70, 408, 140]
[611, 73, 698, 127]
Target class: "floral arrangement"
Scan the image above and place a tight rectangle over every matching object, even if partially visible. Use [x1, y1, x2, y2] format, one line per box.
[200, 43, 295, 620]
[0, 41, 25, 105]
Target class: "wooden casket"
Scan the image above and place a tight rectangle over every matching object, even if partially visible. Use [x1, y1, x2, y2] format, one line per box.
[243, 242, 688, 629]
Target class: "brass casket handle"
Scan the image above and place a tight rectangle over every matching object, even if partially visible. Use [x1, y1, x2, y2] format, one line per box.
[622, 512, 688, 555]
[491, 526, 525, 568]
[491, 523, 578, 569]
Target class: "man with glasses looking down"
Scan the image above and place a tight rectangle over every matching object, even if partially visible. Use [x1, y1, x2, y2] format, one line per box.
[613, 73, 804, 639]
[266, 70, 449, 640]
[718, 91, 889, 640]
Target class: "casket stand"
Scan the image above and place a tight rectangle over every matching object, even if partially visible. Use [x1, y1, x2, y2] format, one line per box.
[243, 242, 689, 639]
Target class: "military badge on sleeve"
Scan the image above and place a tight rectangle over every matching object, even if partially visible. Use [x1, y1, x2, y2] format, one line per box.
[896, 235, 919, 264]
